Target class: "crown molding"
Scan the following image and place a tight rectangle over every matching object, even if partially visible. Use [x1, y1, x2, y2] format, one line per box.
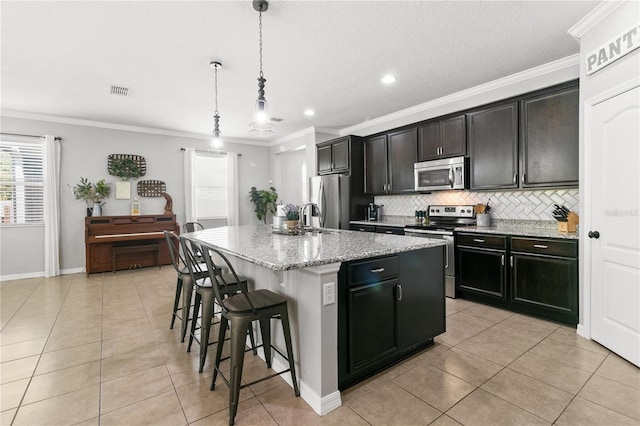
[340, 54, 580, 136]
[568, 0, 625, 39]
[269, 126, 340, 146]
[0, 109, 268, 147]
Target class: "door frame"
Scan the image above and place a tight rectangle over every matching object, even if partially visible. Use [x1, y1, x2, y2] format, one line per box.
[579, 75, 640, 340]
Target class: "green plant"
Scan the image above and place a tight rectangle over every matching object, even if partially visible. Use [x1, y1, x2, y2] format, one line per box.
[108, 158, 141, 180]
[249, 186, 278, 223]
[71, 177, 111, 203]
[283, 203, 300, 221]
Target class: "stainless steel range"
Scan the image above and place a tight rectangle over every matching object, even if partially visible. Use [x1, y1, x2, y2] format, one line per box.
[404, 205, 476, 298]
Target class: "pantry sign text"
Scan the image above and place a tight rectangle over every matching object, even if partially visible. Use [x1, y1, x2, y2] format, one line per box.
[586, 23, 640, 75]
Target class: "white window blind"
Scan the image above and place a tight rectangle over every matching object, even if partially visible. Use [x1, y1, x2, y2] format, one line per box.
[194, 153, 228, 220]
[0, 136, 45, 224]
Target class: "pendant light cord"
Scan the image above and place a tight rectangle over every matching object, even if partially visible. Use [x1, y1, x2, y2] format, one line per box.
[259, 11, 264, 78]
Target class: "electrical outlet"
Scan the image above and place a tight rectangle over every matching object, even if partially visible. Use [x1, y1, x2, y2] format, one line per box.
[323, 282, 335, 305]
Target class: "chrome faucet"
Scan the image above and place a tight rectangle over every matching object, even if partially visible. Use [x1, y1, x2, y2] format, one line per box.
[299, 202, 322, 232]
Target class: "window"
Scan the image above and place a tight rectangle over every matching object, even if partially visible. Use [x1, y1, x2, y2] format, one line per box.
[193, 153, 228, 220]
[0, 136, 45, 224]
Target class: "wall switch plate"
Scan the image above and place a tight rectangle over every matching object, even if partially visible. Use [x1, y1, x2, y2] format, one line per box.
[323, 282, 335, 305]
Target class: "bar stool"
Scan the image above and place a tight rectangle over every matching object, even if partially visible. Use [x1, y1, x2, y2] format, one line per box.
[196, 242, 300, 426]
[180, 235, 256, 373]
[164, 231, 210, 342]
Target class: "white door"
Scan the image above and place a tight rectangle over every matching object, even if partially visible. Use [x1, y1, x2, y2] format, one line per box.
[588, 85, 640, 366]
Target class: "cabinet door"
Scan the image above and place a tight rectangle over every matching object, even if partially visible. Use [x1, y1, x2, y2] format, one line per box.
[468, 102, 518, 190]
[317, 144, 333, 175]
[511, 253, 578, 324]
[364, 135, 388, 194]
[441, 114, 466, 157]
[398, 247, 445, 349]
[331, 138, 350, 173]
[520, 86, 579, 187]
[375, 226, 404, 235]
[347, 279, 398, 373]
[417, 121, 440, 161]
[457, 247, 507, 299]
[387, 127, 417, 193]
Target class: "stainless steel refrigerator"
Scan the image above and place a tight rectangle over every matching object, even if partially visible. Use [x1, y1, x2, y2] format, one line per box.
[309, 175, 372, 229]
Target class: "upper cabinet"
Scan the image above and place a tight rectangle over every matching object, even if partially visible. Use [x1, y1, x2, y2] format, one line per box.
[418, 114, 466, 161]
[364, 127, 417, 195]
[317, 136, 362, 175]
[468, 81, 579, 190]
[520, 84, 579, 188]
[468, 101, 519, 190]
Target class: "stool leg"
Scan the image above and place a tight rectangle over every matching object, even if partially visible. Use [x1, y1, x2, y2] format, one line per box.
[280, 310, 300, 397]
[228, 316, 251, 426]
[248, 324, 257, 356]
[258, 317, 272, 368]
[181, 276, 194, 342]
[170, 276, 183, 330]
[198, 290, 215, 373]
[211, 315, 228, 391]
[187, 291, 201, 353]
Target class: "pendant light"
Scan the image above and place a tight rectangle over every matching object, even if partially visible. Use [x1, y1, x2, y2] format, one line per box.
[210, 61, 223, 149]
[248, 0, 275, 137]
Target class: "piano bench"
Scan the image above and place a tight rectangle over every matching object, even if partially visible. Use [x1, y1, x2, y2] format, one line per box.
[112, 243, 160, 274]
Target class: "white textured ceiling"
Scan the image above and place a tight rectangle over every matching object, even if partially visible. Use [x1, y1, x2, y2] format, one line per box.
[1, 1, 597, 142]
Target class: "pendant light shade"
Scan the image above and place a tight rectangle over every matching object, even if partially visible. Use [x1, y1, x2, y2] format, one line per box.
[210, 61, 223, 148]
[249, 0, 275, 137]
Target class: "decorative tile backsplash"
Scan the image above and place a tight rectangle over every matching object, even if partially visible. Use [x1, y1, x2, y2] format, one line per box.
[375, 188, 579, 221]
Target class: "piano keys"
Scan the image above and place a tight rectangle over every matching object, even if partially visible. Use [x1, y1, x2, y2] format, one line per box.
[85, 214, 179, 275]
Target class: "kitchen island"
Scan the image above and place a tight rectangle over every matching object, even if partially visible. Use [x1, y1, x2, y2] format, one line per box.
[184, 225, 446, 415]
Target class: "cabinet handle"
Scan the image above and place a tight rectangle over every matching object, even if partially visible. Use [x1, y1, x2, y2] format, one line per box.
[501, 254, 504, 266]
[473, 238, 485, 243]
[513, 174, 517, 184]
[521, 173, 526, 184]
[397, 284, 403, 301]
[358, 228, 365, 232]
[385, 231, 393, 234]
[533, 244, 548, 249]
[510, 256, 514, 267]
[371, 268, 385, 273]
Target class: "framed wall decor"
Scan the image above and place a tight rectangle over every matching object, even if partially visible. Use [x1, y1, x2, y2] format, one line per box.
[115, 181, 131, 199]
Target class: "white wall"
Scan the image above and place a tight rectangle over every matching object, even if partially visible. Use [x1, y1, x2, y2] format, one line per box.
[0, 116, 270, 277]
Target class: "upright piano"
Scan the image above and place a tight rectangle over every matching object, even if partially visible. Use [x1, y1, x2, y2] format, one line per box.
[85, 214, 180, 275]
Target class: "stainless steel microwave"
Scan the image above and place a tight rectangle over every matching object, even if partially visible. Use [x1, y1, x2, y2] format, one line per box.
[414, 156, 468, 191]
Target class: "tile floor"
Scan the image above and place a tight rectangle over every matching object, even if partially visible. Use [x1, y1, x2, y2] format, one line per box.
[1, 268, 639, 425]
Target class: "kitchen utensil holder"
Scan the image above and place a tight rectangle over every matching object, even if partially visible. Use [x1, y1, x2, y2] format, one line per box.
[476, 213, 491, 227]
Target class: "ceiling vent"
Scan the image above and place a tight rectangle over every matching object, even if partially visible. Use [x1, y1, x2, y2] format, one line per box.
[110, 85, 130, 96]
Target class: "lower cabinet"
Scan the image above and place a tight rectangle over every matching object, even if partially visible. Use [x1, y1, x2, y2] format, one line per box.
[338, 247, 445, 389]
[456, 233, 578, 325]
[349, 224, 405, 235]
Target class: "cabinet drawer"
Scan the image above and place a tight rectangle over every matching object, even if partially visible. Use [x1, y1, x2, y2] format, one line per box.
[348, 256, 399, 285]
[375, 226, 405, 235]
[511, 238, 577, 257]
[456, 233, 507, 250]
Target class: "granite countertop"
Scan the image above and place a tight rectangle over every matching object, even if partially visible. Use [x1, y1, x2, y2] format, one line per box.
[184, 225, 446, 271]
[456, 220, 579, 240]
[350, 216, 416, 228]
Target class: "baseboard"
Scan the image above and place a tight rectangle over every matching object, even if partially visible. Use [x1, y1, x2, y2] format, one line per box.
[0, 267, 85, 281]
[576, 323, 589, 339]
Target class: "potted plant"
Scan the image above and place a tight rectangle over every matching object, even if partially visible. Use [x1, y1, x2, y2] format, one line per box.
[249, 186, 278, 224]
[282, 203, 300, 229]
[71, 177, 111, 216]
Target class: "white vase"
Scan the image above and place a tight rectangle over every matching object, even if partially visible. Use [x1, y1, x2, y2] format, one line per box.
[92, 204, 102, 216]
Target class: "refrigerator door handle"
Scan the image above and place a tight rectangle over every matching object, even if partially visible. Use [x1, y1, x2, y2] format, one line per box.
[319, 178, 326, 228]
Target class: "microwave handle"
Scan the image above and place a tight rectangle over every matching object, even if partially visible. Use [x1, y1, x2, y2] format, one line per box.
[449, 166, 454, 188]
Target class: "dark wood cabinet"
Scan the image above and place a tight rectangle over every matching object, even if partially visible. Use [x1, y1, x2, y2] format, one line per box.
[375, 225, 405, 235]
[456, 233, 578, 325]
[468, 101, 519, 190]
[349, 224, 376, 233]
[418, 114, 466, 161]
[316, 136, 360, 175]
[456, 234, 508, 300]
[339, 247, 445, 389]
[510, 237, 578, 325]
[520, 84, 579, 188]
[364, 127, 417, 195]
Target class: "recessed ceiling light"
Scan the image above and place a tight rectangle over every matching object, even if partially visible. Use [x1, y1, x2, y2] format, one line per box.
[381, 75, 396, 84]
[304, 109, 315, 116]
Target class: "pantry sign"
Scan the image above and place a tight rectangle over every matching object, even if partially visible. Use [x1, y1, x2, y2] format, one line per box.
[586, 23, 640, 75]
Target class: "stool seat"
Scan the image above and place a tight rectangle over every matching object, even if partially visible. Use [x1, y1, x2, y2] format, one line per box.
[223, 289, 287, 313]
